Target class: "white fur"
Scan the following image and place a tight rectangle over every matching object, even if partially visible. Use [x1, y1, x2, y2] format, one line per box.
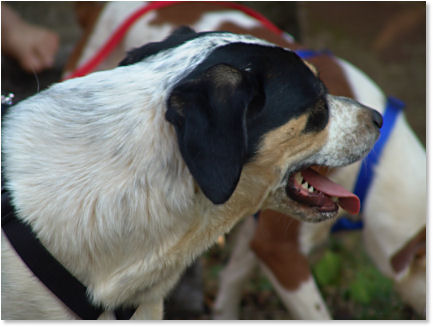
[194, 11, 262, 32]
[308, 95, 379, 168]
[3, 64, 196, 314]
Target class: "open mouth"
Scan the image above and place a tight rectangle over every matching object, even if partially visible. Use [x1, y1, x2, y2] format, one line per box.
[285, 167, 360, 215]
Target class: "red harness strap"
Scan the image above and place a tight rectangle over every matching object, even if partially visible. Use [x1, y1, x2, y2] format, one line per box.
[63, 1, 283, 80]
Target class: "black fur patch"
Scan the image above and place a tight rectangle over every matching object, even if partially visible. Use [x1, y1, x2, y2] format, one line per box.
[166, 63, 255, 204]
[119, 26, 202, 66]
[303, 97, 329, 133]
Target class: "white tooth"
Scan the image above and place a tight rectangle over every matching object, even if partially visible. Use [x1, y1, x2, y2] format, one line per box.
[302, 182, 309, 190]
[295, 172, 303, 185]
[308, 186, 314, 193]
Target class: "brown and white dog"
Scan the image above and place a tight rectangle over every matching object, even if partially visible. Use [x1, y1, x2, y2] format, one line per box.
[1, 2, 382, 320]
[61, 2, 425, 320]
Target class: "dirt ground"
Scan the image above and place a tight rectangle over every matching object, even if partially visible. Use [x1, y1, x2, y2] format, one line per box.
[1, 1, 426, 321]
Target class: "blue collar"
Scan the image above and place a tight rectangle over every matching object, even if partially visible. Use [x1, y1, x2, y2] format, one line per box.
[294, 49, 332, 60]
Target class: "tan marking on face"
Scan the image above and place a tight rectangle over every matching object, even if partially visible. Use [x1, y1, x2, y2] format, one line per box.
[251, 114, 328, 169]
[303, 60, 319, 76]
[214, 113, 329, 225]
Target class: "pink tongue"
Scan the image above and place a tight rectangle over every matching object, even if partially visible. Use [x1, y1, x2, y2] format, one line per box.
[301, 168, 360, 215]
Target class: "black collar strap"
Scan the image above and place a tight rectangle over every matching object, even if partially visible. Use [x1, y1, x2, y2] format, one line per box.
[1, 191, 136, 320]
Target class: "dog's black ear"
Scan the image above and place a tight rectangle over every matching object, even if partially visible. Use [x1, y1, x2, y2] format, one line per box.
[166, 64, 261, 204]
[119, 26, 198, 66]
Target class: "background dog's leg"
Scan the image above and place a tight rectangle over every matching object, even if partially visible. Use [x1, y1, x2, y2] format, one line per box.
[213, 216, 258, 319]
[250, 210, 331, 319]
[393, 255, 426, 317]
[259, 263, 331, 319]
[132, 300, 163, 320]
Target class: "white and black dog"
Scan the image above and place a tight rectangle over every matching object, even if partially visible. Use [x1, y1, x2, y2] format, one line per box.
[2, 27, 381, 319]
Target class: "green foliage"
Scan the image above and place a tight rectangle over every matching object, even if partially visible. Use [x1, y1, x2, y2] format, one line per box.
[208, 263, 223, 280]
[347, 266, 393, 305]
[313, 250, 342, 286]
[257, 275, 273, 292]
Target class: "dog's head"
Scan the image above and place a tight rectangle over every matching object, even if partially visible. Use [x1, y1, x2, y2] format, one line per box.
[121, 27, 382, 222]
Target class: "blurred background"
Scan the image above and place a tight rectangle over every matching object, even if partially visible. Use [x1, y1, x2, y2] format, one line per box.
[1, 1, 426, 320]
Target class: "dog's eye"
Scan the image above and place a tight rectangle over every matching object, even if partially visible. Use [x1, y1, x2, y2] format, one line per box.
[303, 98, 329, 133]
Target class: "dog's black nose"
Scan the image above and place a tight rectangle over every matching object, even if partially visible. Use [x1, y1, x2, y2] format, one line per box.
[371, 109, 383, 129]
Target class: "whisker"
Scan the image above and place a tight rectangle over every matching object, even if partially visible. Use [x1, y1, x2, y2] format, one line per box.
[283, 216, 296, 234]
[31, 67, 40, 93]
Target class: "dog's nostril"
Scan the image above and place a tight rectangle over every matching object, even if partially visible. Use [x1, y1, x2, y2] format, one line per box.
[371, 109, 383, 129]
